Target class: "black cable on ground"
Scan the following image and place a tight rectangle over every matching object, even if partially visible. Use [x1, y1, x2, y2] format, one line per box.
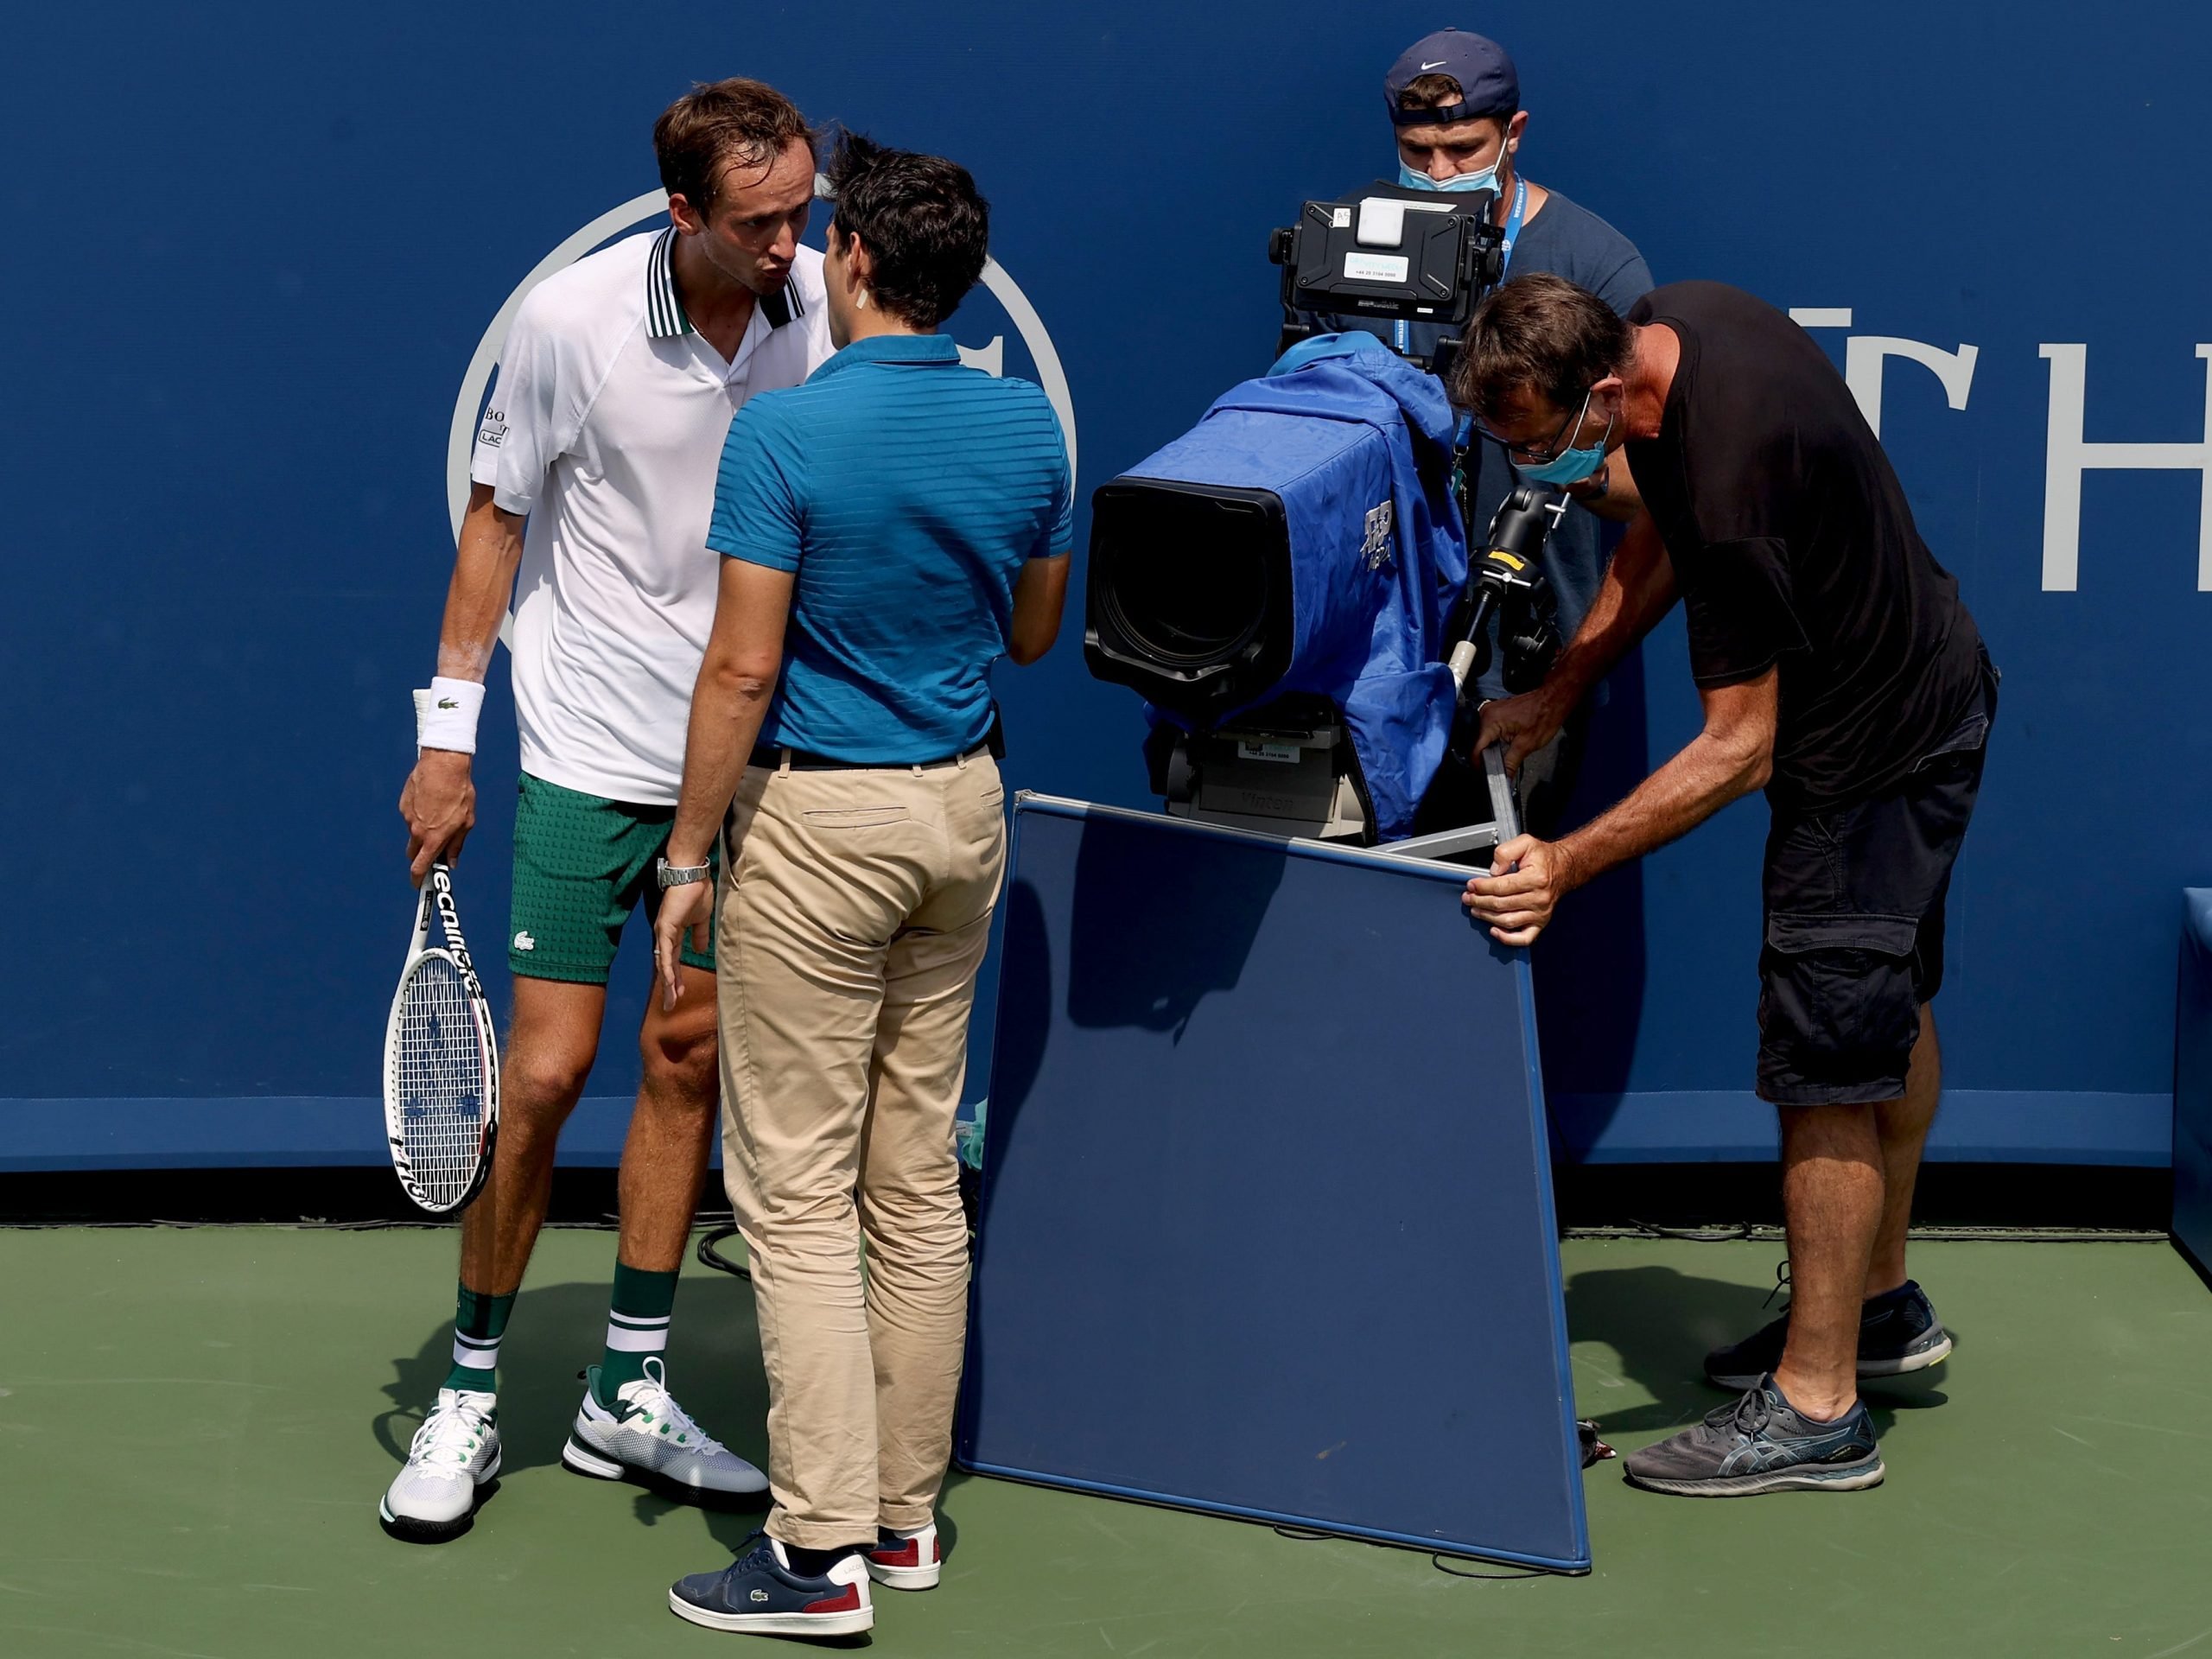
[1624, 1219, 1754, 1242]
[1271, 1522, 1567, 1580]
[1431, 1557, 1548, 1580]
[696, 1221, 751, 1281]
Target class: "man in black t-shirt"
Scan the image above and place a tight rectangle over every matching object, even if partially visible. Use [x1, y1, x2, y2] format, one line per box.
[1454, 274, 1996, 1499]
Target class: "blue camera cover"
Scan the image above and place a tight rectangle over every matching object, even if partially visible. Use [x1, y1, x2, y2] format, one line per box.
[1124, 333, 1467, 837]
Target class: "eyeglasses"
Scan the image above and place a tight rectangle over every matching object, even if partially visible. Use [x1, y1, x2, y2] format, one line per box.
[1473, 385, 1594, 465]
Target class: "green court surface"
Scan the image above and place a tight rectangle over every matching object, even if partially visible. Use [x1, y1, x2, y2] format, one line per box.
[4, 1227, 2210, 1659]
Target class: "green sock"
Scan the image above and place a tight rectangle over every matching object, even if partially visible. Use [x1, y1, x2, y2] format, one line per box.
[596, 1262, 679, 1407]
[444, 1285, 516, 1394]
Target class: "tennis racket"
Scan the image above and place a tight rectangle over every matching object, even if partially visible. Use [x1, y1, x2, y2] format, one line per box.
[382, 861, 500, 1216]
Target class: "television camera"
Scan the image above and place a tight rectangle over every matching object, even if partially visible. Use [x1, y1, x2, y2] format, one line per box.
[1083, 183, 1567, 855]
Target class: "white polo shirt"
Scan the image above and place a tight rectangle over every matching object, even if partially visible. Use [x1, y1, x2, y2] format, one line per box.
[471, 226, 831, 804]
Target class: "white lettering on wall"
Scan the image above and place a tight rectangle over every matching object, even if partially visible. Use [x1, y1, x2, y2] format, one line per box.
[1843, 339, 1979, 440]
[2038, 343, 2212, 592]
[1788, 308, 1978, 440]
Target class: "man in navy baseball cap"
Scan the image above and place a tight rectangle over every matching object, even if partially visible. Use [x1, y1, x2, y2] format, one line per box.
[1385, 28, 1520, 133]
[1355, 27, 1655, 831]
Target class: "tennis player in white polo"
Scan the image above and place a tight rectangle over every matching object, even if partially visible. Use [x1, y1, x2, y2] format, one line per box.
[382, 78, 832, 1541]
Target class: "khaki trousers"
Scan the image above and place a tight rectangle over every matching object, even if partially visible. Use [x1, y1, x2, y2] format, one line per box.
[715, 749, 1005, 1549]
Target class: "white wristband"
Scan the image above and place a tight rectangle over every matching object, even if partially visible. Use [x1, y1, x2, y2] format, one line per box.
[414, 677, 485, 754]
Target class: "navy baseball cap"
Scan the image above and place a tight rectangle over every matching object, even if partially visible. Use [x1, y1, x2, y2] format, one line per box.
[1385, 29, 1520, 126]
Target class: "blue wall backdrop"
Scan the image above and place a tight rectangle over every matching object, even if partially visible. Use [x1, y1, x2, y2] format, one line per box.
[3, 2, 2206, 1169]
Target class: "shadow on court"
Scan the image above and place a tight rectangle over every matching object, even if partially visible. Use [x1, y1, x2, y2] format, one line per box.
[1566, 1260, 1951, 1439]
[370, 1247, 1955, 1547]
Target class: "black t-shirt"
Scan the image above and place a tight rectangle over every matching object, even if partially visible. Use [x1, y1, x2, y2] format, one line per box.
[1623, 281, 1984, 812]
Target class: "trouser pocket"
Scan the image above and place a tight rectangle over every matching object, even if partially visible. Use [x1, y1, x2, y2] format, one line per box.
[1757, 912, 1923, 1103]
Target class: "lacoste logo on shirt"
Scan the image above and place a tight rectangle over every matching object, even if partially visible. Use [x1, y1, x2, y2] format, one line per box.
[512, 931, 536, 951]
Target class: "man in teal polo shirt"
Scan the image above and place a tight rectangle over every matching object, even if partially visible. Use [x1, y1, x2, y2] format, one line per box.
[651, 132, 1071, 1640]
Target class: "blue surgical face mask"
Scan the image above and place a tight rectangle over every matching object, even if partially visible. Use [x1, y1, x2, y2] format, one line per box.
[1396, 156, 1500, 194]
[1516, 391, 1615, 486]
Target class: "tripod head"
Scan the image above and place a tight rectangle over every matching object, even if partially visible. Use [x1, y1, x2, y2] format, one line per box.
[1446, 484, 1567, 701]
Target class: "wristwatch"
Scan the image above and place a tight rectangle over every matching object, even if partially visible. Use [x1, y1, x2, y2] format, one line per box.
[656, 855, 712, 889]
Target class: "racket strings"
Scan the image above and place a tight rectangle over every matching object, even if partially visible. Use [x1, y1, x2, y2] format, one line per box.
[394, 956, 491, 1210]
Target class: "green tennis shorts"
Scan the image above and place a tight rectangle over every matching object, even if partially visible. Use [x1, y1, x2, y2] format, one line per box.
[508, 772, 716, 984]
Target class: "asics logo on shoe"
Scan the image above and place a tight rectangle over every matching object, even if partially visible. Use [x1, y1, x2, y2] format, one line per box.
[1719, 1423, 1866, 1474]
[1724, 1436, 1814, 1473]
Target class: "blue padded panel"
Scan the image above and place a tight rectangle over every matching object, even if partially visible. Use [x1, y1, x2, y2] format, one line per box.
[957, 797, 1588, 1571]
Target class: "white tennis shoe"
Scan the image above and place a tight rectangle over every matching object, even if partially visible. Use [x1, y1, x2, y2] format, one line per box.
[562, 1356, 767, 1503]
[378, 1388, 501, 1541]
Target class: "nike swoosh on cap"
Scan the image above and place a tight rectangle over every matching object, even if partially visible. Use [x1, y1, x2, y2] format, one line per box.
[1421, 59, 1449, 69]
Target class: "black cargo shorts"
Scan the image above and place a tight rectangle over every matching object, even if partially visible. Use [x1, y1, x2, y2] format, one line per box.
[1755, 656, 1999, 1106]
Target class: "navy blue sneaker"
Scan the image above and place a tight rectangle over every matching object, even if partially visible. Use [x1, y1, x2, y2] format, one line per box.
[1624, 1375, 1885, 1497]
[1707, 1276, 1952, 1390]
[865, 1520, 942, 1590]
[668, 1533, 874, 1637]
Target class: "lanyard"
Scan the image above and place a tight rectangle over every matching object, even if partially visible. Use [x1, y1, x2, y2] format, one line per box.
[1497, 174, 1528, 278]
[1396, 175, 1528, 356]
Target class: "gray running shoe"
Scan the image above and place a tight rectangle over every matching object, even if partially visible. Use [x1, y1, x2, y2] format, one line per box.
[561, 1357, 767, 1503]
[1707, 1275, 1953, 1391]
[1624, 1376, 1885, 1497]
[379, 1389, 500, 1541]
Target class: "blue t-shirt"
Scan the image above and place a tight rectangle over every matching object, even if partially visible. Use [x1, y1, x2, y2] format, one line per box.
[706, 334, 1074, 763]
